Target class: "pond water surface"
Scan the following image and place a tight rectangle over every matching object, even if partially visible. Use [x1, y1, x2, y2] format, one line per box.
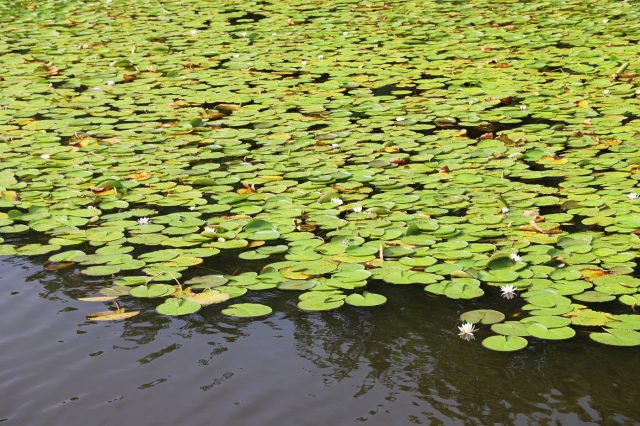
[1, 255, 638, 425]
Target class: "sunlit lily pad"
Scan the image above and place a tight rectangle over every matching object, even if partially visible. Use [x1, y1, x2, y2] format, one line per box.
[345, 291, 387, 307]
[482, 335, 528, 352]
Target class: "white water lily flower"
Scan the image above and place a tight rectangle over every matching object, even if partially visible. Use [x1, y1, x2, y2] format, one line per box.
[352, 205, 363, 213]
[87, 205, 97, 210]
[458, 322, 477, 341]
[602, 18, 610, 23]
[519, 105, 527, 110]
[204, 226, 217, 233]
[189, 206, 196, 211]
[500, 207, 509, 214]
[317, 54, 324, 59]
[628, 192, 639, 200]
[331, 143, 340, 149]
[500, 284, 517, 300]
[137, 217, 151, 225]
[241, 32, 247, 37]
[331, 198, 343, 206]
[301, 60, 308, 66]
[40, 154, 50, 159]
[189, 29, 198, 36]
[510, 253, 523, 263]
[603, 89, 611, 95]
[106, 80, 115, 86]
[396, 116, 406, 122]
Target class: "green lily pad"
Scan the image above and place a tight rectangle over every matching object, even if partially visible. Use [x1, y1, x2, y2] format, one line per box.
[460, 309, 505, 325]
[345, 291, 387, 307]
[482, 335, 528, 352]
[589, 329, 640, 347]
[156, 298, 201, 316]
[130, 284, 175, 298]
[222, 303, 272, 317]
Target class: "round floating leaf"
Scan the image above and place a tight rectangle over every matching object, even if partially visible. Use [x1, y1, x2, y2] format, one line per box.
[460, 309, 505, 325]
[527, 323, 576, 340]
[298, 292, 345, 311]
[278, 280, 317, 291]
[82, 265, 121, 276]
[520, 315, 571, 328]
[572, 291, 616, 303]
[345, 291, 387, 307]
[589, 329, 640, 347]
[187, 290, 230, 305]
[185, 275, 228, 288]
[130, 284, 175, 298]
[482, 335, 528, 352]
[222, 303, 272, 317]
[491, 321, 530, 337]
[156, 298, 201, 316]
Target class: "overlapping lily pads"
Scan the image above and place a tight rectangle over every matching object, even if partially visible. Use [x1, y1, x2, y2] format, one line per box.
[0, 0, 640, 349]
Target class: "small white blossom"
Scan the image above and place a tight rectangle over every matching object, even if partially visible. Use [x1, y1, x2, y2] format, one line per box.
[189, 206, 196, 211]
[510, 253, 523, 263]
[602, 18, 610, 23]
[331, 143, 339, 149]
[342, 31, 349, 36]
[557, 263, 566, 268]
[501, 207, 509, 214]
[40, 154, 50, 159]
[396, 116, 406, 122]
[81, 44, 90, 49]
[352, 205, 363, 213]
[203, 226, 217, 233]
[603, 89, 611, 95]
[87, 205, 97, 210]
[137, 217, 151, 225]
[217, 237, 226, 242]
[500, 284, 517, 300]
[232, 53, 240, 58]
[301, 60, 308, 66]
[189, 29, 198, 36]
[458, 322, 477, 341]
[331, 198, 343, 206]
[106, 80, 115, 86]
[317, 54, 324, 59]
[519, 105, 527, 110]
[628, 192, 639, 200]
[241, 32, 247, 38]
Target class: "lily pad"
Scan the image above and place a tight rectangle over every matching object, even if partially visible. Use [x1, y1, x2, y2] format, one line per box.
[222, 303, 272, 317]
[460, 309, 505, 325]
[482, 335, 528, 352]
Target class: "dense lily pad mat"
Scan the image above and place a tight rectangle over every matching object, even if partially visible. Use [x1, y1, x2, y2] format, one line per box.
[0, 0, 639, 350]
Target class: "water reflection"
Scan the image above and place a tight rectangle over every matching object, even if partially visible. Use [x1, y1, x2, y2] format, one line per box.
[1, 256, 640, 425]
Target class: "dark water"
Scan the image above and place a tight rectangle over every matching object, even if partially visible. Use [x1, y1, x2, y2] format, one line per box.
[1, 256, 639, 426]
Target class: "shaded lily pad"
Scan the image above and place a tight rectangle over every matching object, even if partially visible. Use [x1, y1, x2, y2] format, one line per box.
[222, 303, 272, 317]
